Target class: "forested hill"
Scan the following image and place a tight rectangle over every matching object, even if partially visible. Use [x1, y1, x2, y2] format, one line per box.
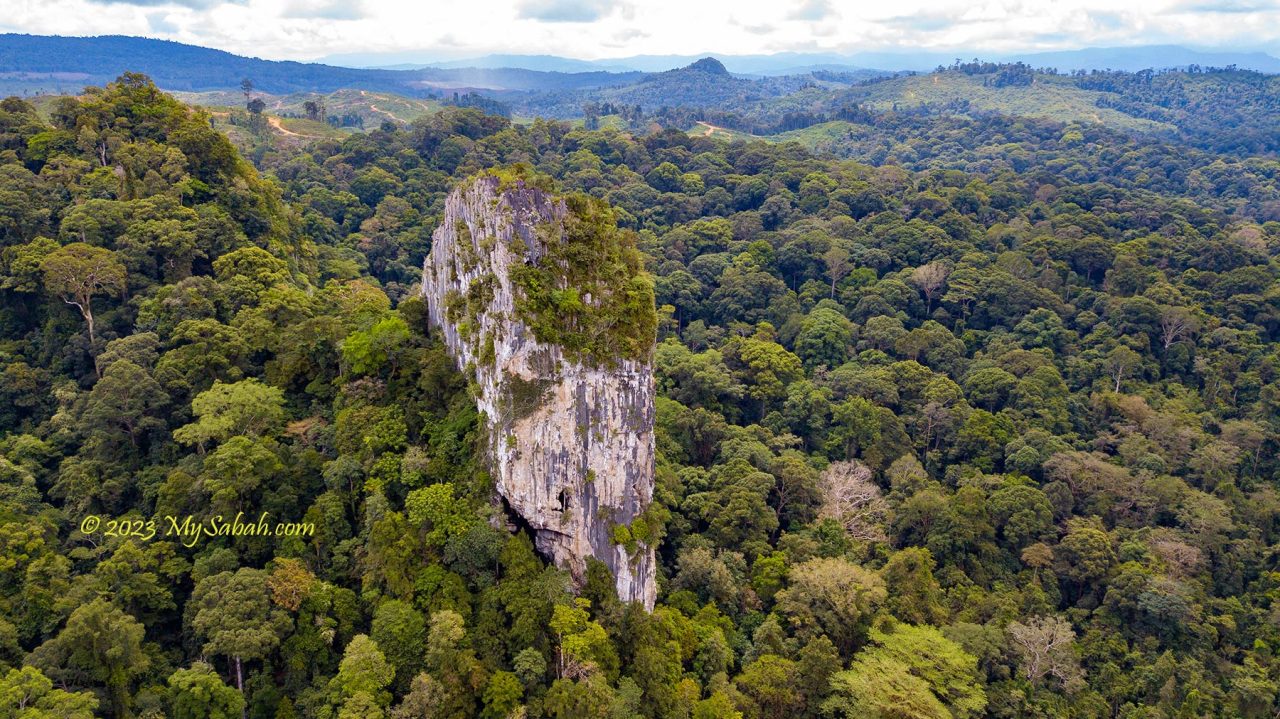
[4, 72, 1280, 718]
[9, 36, 1280, 162]
[0, 34, 644, 96]
[0, 34, 419, 95]
[640, 63, 1280, 158]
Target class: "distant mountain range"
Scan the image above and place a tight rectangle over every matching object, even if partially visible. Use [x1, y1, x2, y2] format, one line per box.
[326, 45, 1280, 75]
[1, 35, 1275, 100]
[3, 33, 1278, 162]
[324, 53, 641, 74]
[1011, 45, 1280, 73]
[0, 34, 642, 97]
[2, 34, 1278, 127]
[0, 34, 413, 95]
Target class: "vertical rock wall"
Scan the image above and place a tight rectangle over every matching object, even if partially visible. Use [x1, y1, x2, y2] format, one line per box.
[420, 174, 657, 609]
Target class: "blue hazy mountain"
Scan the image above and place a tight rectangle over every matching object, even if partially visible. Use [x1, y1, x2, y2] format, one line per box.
[323, 51, 888, 74]
[326, 52, 637, 74]
[3, 34, 1277, 101]
[322, 46, 1280, 75]
[1006, 45, 1280, 73]
[0, 34, 641, 95]
[0, 34, 418, 94]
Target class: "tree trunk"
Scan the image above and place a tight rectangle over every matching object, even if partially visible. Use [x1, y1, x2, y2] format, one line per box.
[67, 297, 101, 377]
[110, 684, 128, 719]
[65, 296, 95, 345]
[235, 656, 245, 719]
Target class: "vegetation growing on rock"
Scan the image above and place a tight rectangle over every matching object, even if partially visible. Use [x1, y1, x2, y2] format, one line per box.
[505, 182, 658, 367]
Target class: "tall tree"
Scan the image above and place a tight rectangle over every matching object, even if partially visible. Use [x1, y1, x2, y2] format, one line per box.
[28, 598, 149, 719]
[1006, 615, 1084, 695]
[40, 243, 126, 350]
[821, 243, 852, 299]
[910, 262, 949, 314]
[188, 569, 289, 715]
[0, 666, 98, 719]
[817, 460, 890, 542]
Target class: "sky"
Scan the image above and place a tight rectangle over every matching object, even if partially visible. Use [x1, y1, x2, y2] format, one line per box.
[2, 0, 1279, 63]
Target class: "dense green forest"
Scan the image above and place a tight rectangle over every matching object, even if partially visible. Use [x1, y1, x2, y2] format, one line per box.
[3, 70, 1280, 719]
[633, 63, 1280, 156]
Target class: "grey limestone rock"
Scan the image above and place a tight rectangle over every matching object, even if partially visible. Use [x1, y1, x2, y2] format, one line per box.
[420, 174, 656, 608]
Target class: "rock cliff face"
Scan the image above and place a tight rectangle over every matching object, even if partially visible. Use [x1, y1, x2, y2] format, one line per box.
[421, 173, 657, 609]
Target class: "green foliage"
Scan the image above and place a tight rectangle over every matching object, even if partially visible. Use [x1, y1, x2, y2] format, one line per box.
[880, 548, 946, 625]
[40, 242, 126, 345]
[173, 378, 286, 447]
[199, 435, 284, 514]
[507, 185, 657, 366]
[404, 483, 475, 547]
[80, 360, 170, 459]
[369, 600, 425, 690]
[27, 598, 149, 718]
[550, 599, 619, 680]
[794, 306, 855, 369]
[329, 634, 395, 709]
[776, 557, 886, 655]
[824, 622, 986, 719]
[481, 670, 523, 719]
[1, 69, 1280, 719]
[167, 662, 245, 719]
[0, 666, 98, 719]
[342, 316, 411, 376]
[189, 569, 290, 681]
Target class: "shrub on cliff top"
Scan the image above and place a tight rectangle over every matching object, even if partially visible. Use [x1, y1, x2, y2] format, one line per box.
[505, 182, 657, 367]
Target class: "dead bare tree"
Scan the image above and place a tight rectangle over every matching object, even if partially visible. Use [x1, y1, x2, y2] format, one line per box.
[818, 460, 889, 542]
[1007, 615, 1085, 694]
[822, 244, 852, 299]
[911, 261, 950, 314]
[1159, 305, 1200, 349]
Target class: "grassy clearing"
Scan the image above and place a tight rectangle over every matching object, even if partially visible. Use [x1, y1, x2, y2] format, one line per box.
[685, 121, 764, 142]
[849, 72, 1174, 133]
[174, 88, 443, 127]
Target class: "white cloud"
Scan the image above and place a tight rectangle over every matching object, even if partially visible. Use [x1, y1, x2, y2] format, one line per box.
[516, 0, 626, 23]
[87, 0, 244, 8]
[281, 0, 367, 20]
[1, 0, 1278, 62]
[146, 11, 179, 32]
[787, 0, 835, 22]
[1171, 0, 1277, 12]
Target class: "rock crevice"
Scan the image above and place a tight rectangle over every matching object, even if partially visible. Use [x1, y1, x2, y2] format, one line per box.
[421, 174, 657, 608]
